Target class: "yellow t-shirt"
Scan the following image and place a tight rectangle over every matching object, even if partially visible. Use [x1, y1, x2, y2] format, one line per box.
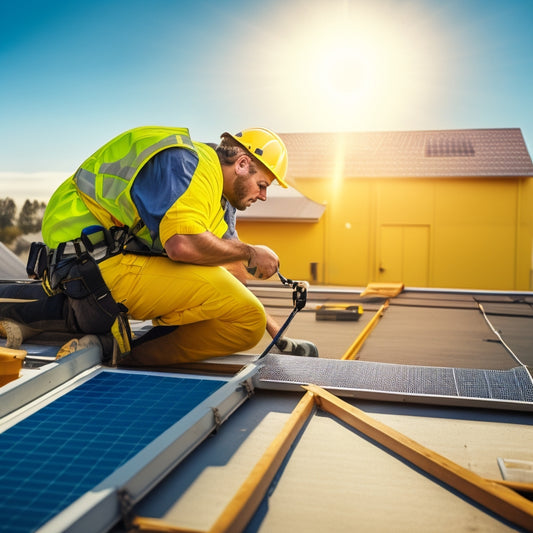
[159, 142, 227, 246]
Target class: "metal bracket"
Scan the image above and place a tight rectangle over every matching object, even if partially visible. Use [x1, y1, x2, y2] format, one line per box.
[118, 488, 134, 531]
[211, 407, 222, 433]
[242, 378, 255, 398]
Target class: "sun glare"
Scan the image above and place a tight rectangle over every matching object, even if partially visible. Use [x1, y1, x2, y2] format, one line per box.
[310, 18, 426, 120]
[320, 45, 374, 104]
[260, 1, 443, 132]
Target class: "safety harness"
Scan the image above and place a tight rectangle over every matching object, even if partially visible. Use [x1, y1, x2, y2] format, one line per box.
[25, 225, 156, 364]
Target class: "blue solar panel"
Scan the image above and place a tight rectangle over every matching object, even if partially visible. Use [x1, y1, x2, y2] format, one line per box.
[0, 370, 225, 533]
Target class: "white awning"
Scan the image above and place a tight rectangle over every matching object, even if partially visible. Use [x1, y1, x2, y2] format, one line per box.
[236, 184, 326, 222]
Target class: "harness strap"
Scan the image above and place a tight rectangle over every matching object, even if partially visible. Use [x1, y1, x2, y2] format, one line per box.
[28, 227, 134, 363]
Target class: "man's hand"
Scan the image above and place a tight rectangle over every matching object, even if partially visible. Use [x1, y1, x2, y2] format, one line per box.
[247, 245, 279, 279]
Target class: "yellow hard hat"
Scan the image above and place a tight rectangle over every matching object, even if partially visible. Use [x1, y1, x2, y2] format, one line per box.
[226, 127, 288, 188]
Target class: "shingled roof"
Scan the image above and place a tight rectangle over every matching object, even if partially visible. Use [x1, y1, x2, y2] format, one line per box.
[280, 128, 533, 178]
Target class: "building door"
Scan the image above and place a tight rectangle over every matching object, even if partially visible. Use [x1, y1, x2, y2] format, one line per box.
[377, 225, 430, 286]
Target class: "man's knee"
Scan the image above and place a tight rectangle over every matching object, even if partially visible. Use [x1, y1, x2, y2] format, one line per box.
[233, 298, 266, 351]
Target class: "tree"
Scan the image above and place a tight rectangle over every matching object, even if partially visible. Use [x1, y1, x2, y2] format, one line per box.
[0, 197, 21, 244]
[0, 197, 16, 229]
[18, 199, 47, 234]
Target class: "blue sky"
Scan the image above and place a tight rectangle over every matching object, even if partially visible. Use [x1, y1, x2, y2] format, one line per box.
[1, 0, 532, 204]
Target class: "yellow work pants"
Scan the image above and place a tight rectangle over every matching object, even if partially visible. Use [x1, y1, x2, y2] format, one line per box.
[98, 253, 266, 365]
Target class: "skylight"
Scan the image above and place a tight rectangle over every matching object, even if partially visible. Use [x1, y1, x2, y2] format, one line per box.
[425, 137, 475, 157]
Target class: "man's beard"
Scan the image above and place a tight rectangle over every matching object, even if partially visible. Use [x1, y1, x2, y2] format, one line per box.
[232, 174, 252, 211]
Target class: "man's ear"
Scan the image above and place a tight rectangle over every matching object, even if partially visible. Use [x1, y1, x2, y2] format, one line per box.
[235, 154, 250, 176]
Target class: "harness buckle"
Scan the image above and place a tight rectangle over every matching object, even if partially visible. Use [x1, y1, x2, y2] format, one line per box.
[277, 271, 308, 311]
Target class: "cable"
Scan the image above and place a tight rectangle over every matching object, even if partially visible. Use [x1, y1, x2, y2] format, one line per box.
[477, 302, 529, 369]
[257, 270, 309, 360]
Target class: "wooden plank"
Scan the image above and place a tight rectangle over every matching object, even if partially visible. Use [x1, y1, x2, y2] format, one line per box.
[304, 384, 533, 531]
[491, 479, 533, 494]
[341, 302, 389, 360]
[132, 516, 204, 532]
[207, 391, 316, 533]
[133, 391, 316, 533]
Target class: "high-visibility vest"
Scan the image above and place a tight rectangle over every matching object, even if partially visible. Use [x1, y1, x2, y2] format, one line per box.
[43, 126, 197, 249]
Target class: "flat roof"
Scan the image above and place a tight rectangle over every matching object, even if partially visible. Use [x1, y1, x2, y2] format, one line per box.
[2, 284, 533, 532]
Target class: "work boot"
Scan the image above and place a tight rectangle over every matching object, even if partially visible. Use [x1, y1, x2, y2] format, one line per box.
[56, 335, 103, 359]
[276, 337, 319, 357]
[0, 319, 42, 349]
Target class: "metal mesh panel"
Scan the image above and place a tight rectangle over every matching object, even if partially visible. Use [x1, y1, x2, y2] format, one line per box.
[256, 354, 533, 405]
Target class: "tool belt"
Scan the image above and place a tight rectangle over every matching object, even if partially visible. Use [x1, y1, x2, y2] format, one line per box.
[26, 226, 140, 364]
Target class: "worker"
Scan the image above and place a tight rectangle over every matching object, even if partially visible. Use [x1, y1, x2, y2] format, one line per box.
[0, 126, 317, 363]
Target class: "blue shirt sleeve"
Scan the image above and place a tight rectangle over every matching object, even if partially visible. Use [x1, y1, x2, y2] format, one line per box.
[131, 147, 199, 242]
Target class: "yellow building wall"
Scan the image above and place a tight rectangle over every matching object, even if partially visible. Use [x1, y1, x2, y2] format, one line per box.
[235, 221, 325, 283]
[518, 177, 533, 289]
[289, 177, 374, 286]
[432, 178, 519, 290]
[238, 177, 533, 290]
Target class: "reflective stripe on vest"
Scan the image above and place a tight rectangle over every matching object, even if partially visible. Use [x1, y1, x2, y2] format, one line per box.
[98, 133, 193, 182]
[72, 127, 196, 242]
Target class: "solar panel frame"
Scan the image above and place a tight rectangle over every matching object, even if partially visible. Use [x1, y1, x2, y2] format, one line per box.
[0, 345, 102, 419]
[0, 364, 257, 533]
[255, 354, 533, 411]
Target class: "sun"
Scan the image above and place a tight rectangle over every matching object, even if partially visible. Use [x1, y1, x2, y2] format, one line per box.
[254, 0, 446, 132]
[318, 42, 375, 105]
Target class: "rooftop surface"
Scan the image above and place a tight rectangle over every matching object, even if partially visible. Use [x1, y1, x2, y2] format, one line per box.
[118, 283, 533, 532]
[247, 282, 533, 367]
[1, 281, 532, 532]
